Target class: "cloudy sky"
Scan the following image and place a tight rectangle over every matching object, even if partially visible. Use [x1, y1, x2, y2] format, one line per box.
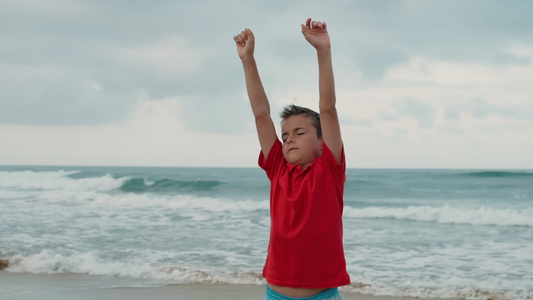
[1, 0, 532, 169]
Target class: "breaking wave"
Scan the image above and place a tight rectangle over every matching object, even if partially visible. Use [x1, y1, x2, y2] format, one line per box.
[344, 205, 533, 227]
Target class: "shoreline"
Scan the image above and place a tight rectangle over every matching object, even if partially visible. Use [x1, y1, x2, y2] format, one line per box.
[0, 271, 442, 300]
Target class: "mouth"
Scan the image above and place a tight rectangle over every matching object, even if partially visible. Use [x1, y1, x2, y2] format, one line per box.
[287, 147, 298, 153]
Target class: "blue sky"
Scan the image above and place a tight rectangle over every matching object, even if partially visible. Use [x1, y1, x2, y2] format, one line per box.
[1, 0, 532, 168]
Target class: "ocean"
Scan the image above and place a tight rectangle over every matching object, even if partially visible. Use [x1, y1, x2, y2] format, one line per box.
[0, 166, 531, 299]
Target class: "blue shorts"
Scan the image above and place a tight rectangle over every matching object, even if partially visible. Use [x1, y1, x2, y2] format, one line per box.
[265, 285, 343, 300]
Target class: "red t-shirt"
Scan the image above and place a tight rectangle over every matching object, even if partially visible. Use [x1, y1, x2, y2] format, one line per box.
[259, 139, 351, 288]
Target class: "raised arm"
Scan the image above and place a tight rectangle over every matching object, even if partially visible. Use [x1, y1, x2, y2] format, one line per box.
[234, 28, 277, 158]
[301, 18, 343, 164]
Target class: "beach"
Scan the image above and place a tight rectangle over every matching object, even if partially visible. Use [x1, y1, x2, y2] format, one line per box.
[1, 166, 531, 299]
[0, 272, 436, 300]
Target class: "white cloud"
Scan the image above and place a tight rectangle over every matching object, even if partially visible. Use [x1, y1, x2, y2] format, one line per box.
[322, 52, 533, 168]
[0, 98, 260, 167]
[0, 63, 140, 125]
[109, 36, 205, 79]
[504, 45, 533, 60]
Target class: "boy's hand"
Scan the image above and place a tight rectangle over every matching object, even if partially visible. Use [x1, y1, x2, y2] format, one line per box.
[301, 18, 331, 51]
[234, 28, 255, 60]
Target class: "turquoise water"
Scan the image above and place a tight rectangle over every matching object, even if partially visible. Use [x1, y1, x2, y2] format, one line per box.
[0, 166, 532, 299]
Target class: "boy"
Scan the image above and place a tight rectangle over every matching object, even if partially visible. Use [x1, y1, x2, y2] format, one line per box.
[234, 18, 350, 299]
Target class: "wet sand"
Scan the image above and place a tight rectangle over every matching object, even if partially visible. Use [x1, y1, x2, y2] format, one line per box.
[0, 271, 441, 300]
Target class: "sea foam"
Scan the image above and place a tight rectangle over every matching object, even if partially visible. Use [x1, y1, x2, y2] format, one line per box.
[0, 170, 126, 191]
[343, 205, 533, 227]
[5, 250, 530, 300]
[5, 249, 265, 285]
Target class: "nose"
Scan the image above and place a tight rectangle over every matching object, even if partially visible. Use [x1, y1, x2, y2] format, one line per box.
[286, 135, 295, 144]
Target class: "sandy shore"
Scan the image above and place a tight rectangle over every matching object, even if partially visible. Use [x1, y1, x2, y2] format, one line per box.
[0, 271, 440, 300]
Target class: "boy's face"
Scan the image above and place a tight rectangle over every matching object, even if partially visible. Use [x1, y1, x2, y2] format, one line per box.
[281, 115, 323, 166]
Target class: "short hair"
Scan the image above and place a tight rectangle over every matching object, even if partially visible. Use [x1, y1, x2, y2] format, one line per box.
[280, 104, 322, 138]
